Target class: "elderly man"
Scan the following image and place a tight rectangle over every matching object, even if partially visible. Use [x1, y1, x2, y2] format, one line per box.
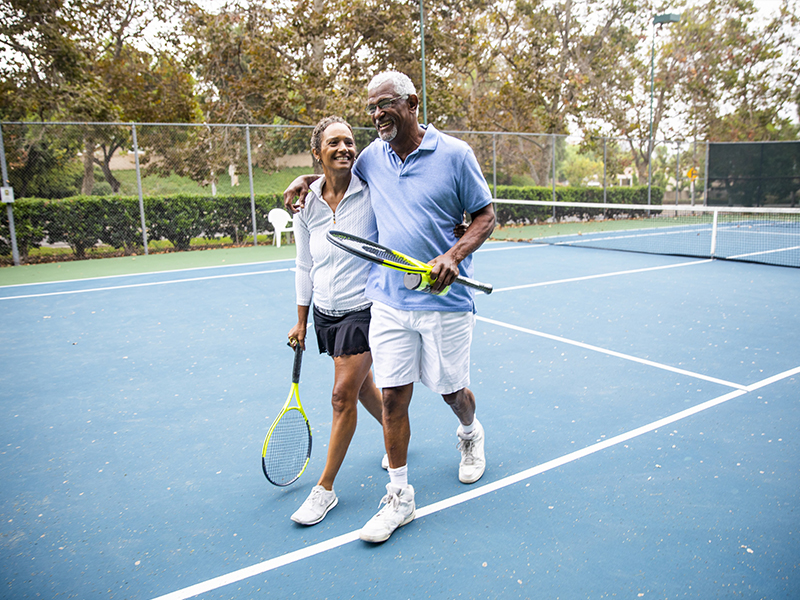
[284, 71, 495, 543]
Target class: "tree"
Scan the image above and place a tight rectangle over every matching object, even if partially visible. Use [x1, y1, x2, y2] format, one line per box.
[1, 0, 197, 196]
[86, 44, 198, 193]
[593, 0, 800, 182]
[674, 0, 800, 142]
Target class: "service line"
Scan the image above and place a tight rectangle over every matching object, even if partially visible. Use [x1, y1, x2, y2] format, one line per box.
[476, 315, 746, 390]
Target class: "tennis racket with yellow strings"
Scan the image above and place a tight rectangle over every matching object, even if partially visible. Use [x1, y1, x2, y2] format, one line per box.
[261, 343, 312, 486]
[326, 230, 493, 295]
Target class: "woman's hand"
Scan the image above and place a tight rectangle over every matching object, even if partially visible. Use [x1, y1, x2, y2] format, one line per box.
[287, 322, 307, 351]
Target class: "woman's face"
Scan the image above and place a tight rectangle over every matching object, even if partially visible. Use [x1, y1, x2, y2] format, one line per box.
[315, 123, 356, 175]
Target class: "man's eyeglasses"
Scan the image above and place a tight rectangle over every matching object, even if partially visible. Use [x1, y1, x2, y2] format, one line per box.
[366, 95, 408, 115]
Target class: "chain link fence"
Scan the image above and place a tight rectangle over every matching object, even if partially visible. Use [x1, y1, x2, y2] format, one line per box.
[0, 121, 709, 265]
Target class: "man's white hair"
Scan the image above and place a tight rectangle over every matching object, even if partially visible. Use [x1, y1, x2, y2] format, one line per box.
[368, 71, 417, 97]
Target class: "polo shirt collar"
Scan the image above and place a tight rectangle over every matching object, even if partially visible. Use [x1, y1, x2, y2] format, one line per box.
[417, 124, 440, 153]
[383, 123, 440, 160]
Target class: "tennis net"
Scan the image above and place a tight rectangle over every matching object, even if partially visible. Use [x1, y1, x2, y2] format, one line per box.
[491, 200, 800, 268]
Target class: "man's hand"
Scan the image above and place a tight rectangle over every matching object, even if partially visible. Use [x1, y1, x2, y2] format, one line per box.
[283, 174, 321, 214]
[428, 204, 496, 294]
[427, 254, 461, 293]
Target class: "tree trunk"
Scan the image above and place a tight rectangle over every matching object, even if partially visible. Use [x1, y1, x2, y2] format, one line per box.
[82, 137, 95, 195]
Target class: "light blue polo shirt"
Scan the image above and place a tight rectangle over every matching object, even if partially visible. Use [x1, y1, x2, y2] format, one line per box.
[353, 125, 492, 312]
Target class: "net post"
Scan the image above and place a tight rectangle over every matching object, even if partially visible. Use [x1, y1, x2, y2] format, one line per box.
[131, 124, 149, 255]
[710, 208, 719, 257]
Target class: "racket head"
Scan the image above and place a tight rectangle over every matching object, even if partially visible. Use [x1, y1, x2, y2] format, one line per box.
[327, 230, 430, 274]
[327, 230, 494, 295]
[261, 403, 312, 486]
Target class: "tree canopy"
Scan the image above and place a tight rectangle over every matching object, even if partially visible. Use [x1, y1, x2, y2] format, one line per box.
[1, 0, 798, 191]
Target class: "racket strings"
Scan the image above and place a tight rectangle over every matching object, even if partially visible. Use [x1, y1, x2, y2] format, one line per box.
[264, 409, 311, 486]
[359, 243, 418, 267]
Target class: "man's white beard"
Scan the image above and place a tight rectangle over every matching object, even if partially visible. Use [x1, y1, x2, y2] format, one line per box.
[378, 123, 398, 142]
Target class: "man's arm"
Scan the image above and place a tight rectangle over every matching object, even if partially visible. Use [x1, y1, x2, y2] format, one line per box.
[283, 174, 321, 214]
[428, 203, 495, 293]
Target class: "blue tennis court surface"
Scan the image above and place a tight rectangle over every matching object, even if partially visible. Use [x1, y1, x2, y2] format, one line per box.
[1, 243, 798, 599]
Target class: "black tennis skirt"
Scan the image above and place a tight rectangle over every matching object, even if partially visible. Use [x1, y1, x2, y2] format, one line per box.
[313, 305, 372, 357]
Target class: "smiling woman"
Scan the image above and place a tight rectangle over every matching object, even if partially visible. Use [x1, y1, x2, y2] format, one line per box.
[285, 115, 386, 527]
[312, 120, 357, 198]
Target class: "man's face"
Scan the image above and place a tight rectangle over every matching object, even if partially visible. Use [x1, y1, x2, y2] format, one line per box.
[367, 81, 415, 143]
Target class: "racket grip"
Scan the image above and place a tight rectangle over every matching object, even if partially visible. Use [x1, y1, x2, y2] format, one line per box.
[291, 344, 303, 383]
[454, 275, 493, 294]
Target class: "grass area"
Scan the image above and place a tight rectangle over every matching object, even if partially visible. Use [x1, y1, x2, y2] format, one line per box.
[11, 235, 280, 264]
[0, 244, 297, 286]
[114, 166, 313, 197]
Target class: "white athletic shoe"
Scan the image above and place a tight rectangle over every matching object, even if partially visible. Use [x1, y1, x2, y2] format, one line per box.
[381, 453, 389, 470]
[359, 484, 415, 543]
[290, 485, 338, 526]
[457, 418, 486, 484]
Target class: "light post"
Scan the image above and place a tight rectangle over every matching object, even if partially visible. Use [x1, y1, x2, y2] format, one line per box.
[419, 0, 428, 124]
[648, 12, 680, 206]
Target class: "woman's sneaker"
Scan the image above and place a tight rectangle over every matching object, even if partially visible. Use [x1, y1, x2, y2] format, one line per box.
[457, 418, 485, 483]
[290, 485, 338, 525]
[359, 484, 415, 543]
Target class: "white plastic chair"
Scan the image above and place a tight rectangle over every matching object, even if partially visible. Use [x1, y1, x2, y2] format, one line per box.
[268, 208, 294, 248]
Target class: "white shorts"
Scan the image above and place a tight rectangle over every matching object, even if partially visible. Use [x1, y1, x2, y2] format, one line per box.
[369, 301, 475, 395]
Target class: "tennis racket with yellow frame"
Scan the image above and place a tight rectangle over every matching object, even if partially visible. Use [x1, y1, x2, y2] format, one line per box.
[261, 344, 312, 486]
[326, 230, 493, 294]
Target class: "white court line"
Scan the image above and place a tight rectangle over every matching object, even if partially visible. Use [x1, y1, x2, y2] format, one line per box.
[728, 245, 800, 260]
[150, 365, 800, 600]
[491, 259, 711, 293]
[0, 258, 294, 290]
[555, 226, 712, 245]
[0, 268, 292, 301]
[478, 242, 549, 252]
[476, 315, 746, 390]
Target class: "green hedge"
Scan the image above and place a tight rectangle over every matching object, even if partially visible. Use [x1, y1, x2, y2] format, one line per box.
[1, 186, 666, 263]
[0, 192, 285, 262]
[493, 186, 665, 225]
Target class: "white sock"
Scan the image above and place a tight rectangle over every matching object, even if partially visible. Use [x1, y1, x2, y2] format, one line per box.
[388, 465, 408, 488]
[460, 417, 476, 437]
